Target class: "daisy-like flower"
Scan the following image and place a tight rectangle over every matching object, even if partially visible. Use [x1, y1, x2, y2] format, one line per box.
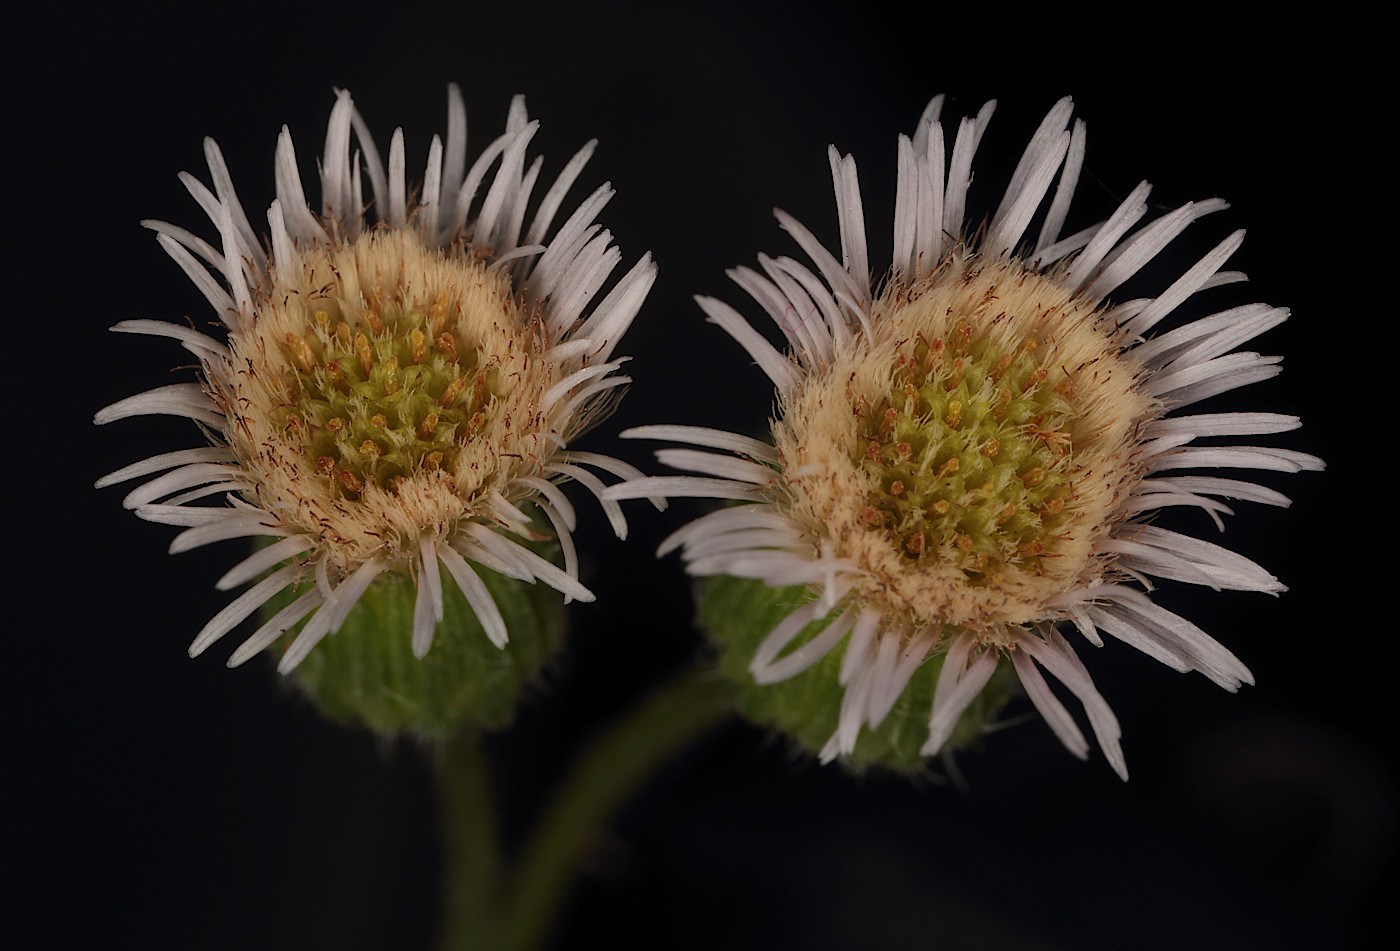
[96, 86, 658, 675]
[607, 96, 1320, 778]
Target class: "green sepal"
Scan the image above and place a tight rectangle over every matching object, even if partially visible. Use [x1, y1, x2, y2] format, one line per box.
[697, 574, 1019, 773]
[264, 549, 565, 738]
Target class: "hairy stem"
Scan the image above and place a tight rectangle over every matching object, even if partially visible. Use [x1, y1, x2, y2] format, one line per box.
[435, 729, 502, 951]
[499, 672, 734, 951]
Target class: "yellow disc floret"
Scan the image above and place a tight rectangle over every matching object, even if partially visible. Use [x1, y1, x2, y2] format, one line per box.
[775, 255, 1158, 639]
[223, 229, 559, 569]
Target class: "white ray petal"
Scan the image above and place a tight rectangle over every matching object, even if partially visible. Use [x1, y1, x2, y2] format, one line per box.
[1065, 181, 1151, 291]
[839, 609, 883, 687]
[201, 137, 263, 275]
[773, 208, 865, 315]
[922, 634, 998, 756]
[514, 476, 577, 531]
[574, 252, 657, 361]
[189, 564, 301, 658]
[1035, 118, 1085, 254]
[134, 503, 242, 527]
[387, 127, 407, 229]
[1147, 446, 1324, 474]
[1143, 412, 1300, 440]
[438, 543, 509, 648]
[543, 461, 628, 539]
[267, 201, 296, 280]
[987, 99, 1073, 257]
[752, 601, 850, 684]
[1011, 647, 1090, 760]
[122, 462, 243, 509]
[217, 535, 317, 591]
[348, 105, 387, 221]
[695, 295, 800, 394]
[476, 121, 539, 249]
[1138, 476, 1292, 508]
[278, 554, 388, 674]
[155, 233, 238, 320]
[439, 83, 468, 208]
[96, 447, 237, 489]
[273, 126, 327, 243]
[410, 537, 445, 659]
[827, 146, 870, 305]
[534, 500, 580, 605]
[1021, 629, 1127, 779]
[460, 523, 593, 603]
[170, 512, 289, 554]
[94, 383, 224, 428]
[419, 134, 444, 245]
[602, 475, 766, 502]
[657, 505, 796, 558]
[653, 448, 777, 485]
[110, 318, 228, 360]
[1086, 199, 1228, 300]
[321, 89, 355, 223]
[141, 218, 224, 271]
[893, 135, 918, 279]
[525, 138, 597, 249]
[1123, 230, 1246, 336]
[555, 451, 667, 511]
[227, 587, 325, 668]
[943, 101, 996, 240]
[621, 425, 779, 465]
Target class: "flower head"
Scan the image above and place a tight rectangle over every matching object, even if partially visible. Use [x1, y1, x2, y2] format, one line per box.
[97, 86, 658, 680]
[608, 96, 1321, 778]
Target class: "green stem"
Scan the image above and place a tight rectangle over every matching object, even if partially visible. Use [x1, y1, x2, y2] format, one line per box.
[435, 728, 502, 951]
[500, 671, 735, 951]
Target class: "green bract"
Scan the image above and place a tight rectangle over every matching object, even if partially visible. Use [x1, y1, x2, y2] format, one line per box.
[268, 551, 565, 736]
[697, 574, 1018, 773]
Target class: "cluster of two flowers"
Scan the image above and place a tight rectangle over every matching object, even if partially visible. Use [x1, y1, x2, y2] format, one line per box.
[96, 86, 1320, 778]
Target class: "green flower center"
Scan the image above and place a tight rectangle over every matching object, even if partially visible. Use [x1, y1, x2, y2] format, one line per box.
[853, 320, 1076, 585]
[275, 296, 494, 499]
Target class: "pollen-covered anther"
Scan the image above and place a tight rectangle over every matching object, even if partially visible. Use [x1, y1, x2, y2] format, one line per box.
[439, 377, 467, 408]
[355, 333, 373, 375]
[285, 333, 316, 372]
[419, 412, 440, 439]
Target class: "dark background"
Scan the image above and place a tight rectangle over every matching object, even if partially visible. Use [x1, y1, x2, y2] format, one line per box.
[8, 3, 1388, 949]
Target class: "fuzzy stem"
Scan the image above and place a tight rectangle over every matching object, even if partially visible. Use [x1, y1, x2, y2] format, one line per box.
[499, 672, 734, 951]
[435, 729, 503, 951]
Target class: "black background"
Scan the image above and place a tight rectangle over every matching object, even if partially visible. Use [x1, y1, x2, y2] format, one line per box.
[8, 3, 1389, 949]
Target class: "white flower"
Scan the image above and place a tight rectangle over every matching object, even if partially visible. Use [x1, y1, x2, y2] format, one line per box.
[96, 86, 659, 672]
[606, 96, 1321, 778]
